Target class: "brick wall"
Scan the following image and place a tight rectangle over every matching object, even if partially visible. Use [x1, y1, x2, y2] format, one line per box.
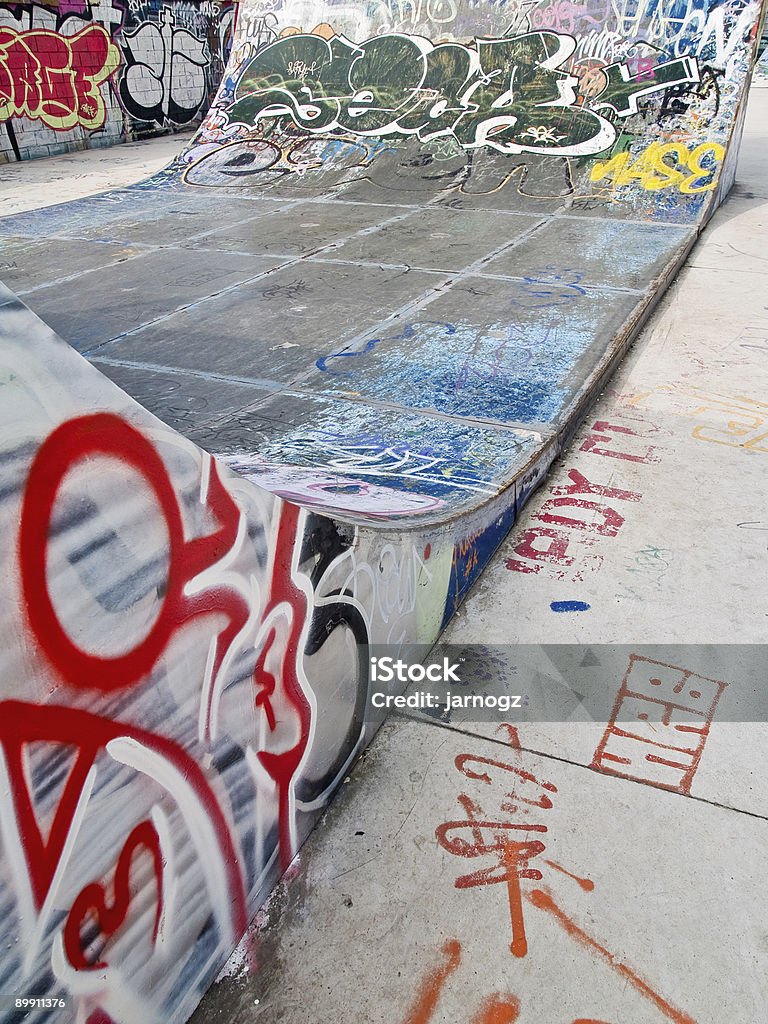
[0, 0, 234, 162]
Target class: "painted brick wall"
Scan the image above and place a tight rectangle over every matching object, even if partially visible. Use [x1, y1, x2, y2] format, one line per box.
[0, 0, 235, 162]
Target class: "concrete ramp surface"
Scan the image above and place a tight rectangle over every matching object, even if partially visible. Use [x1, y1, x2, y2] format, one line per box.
[0, 1, 763, 1022]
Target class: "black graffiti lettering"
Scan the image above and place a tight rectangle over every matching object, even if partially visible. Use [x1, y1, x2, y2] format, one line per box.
[119, 8, 211, 127]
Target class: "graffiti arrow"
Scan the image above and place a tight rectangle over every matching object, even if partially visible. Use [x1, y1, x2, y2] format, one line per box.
[592, 55, 700, 118]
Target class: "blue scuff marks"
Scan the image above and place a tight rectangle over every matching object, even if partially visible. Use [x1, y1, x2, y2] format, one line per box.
[308, 282, 637, 425]
[316, 336, 385, 371]
[550, 600, 591, 612]
[317, 321, 456, 373]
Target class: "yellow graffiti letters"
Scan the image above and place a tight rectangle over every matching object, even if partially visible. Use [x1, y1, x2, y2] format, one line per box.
[589, 140, 725, 194]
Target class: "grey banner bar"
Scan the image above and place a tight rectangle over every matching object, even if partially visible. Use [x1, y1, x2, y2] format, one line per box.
[362, 644, 767, 723]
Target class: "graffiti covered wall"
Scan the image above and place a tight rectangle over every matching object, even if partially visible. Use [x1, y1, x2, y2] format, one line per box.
[180, 0, 764, 222]
[0, 0, 234, 162]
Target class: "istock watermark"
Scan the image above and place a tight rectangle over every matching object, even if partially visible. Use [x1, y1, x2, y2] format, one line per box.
[370, 656, 461, 684]
[368, 652, 525, 715]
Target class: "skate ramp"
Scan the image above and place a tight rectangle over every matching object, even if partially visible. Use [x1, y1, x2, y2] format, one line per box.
[1, 0, 765, 532]
[0, 2, 764, 1023]
[0, 1, 763, 529]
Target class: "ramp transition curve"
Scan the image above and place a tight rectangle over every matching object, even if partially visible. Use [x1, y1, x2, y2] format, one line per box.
[0, 1, 764, 1021]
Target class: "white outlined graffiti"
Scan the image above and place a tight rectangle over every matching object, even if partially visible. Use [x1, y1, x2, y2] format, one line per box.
[223, 30, 699, 157]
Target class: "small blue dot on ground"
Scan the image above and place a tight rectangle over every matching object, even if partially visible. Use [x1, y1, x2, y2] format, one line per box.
[550, 600, 591, 613]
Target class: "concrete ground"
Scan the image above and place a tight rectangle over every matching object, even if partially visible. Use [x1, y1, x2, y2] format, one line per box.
[3, 92, 767, 1023]
[0, 131, 194, 216]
